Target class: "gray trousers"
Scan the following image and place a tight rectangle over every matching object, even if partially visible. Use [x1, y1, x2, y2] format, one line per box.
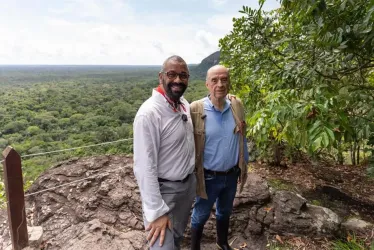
[144, 174, 196, 250]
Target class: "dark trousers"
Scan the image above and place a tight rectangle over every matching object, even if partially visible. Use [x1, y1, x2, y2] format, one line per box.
[191, 168, 239, 229]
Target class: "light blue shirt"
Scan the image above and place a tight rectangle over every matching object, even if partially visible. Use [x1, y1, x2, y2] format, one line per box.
[203, 96, 249, 172]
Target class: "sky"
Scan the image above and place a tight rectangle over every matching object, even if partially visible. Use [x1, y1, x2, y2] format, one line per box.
[0, 0, 280, 65]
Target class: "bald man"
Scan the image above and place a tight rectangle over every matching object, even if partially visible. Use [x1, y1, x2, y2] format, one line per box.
[189, 65, 249, 250]
[133, 55, 196, 249]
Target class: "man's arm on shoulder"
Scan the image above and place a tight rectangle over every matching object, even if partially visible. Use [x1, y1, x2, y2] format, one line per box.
[190, 100, 200, 112]
[133, 114, 169, 223]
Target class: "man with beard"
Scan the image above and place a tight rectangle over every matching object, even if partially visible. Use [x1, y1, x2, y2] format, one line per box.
[133, 55, 196, 249]
[190, 65, 248, 250]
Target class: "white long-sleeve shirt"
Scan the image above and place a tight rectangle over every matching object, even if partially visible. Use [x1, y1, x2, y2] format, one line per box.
[133, 89, 195, 223]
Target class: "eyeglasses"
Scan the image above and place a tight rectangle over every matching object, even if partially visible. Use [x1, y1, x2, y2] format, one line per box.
[162, 71, 190, 80]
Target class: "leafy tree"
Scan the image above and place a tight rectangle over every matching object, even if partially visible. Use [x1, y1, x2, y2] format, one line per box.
[69, 113, 85, 124]
[219, 0, 374, 164]
[0, 138, 8, 149]
[96, 126, 118, 142]
[58, 118, 71, 129]
[33, 113, 58, 131]
[117, 123, 133, 139]
[2, 120, 29, 134]
[26, 126, 43, 136]
[184, 80, 208, 102]
[111, 102, 137, 123]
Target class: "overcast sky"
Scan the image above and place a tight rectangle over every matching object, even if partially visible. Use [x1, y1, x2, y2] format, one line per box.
[0, 0, 280, 65]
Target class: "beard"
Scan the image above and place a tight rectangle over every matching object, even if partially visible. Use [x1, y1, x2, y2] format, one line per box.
[163, 80, 187, 101]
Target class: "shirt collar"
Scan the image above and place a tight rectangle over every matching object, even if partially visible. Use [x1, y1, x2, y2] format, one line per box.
[152, 89, 186, 109]
[152, 89, 166, 103]
[204, 95, 231, 112]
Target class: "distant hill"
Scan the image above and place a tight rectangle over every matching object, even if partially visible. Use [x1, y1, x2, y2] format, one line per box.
[190, 51, 220, 79]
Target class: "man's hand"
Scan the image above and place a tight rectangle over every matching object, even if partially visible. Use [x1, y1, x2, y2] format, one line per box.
[145, 214, 172, 247]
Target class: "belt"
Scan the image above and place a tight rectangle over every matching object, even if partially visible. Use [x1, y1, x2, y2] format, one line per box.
[204, 165, 238, 176]
[158, 174, 191, 183]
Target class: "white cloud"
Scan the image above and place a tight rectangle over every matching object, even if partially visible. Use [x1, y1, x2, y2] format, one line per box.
[212, 0, 228, 6]
[206, 13, 243, 37]
[0, 11, 221, 65]
[152, 41, 164, 54]
[195, 30, 218, 49]
[0, 0, 280, 65]
[48, 0, 135, 23]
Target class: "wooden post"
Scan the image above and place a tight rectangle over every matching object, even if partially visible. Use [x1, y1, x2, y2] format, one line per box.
[2, 146, 28, 250]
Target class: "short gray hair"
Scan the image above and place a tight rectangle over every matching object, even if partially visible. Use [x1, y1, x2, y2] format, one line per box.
[161, 55, 189, 72]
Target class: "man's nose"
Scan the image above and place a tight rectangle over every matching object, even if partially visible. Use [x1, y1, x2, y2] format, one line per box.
[174, 75, 183, 83]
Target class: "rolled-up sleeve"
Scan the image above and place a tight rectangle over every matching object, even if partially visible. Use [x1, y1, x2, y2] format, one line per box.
[133, 114, 169, 222]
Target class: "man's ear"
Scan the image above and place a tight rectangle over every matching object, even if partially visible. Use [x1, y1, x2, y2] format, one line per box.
[158, 72, 163, 85]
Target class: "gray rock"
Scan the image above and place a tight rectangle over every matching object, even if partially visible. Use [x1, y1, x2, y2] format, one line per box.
[233, 173, 270, 207]
[245, 220, 263, 235]
[342, 218, 374, 235]
[0, 156, 346, 250]
[58, 219, 145, 250]
[306, 205, 341, 235]
[28, 226, 43, 247]
[268, 195, 340, 236]
[273, 191, 307, 214]
[24, 155, 145, 249]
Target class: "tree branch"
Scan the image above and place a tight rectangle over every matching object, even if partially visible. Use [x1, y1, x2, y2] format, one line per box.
[314, 69, 341, 81]
[338, 61, 374, 75]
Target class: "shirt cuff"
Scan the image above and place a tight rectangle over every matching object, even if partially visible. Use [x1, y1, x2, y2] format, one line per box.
[143, 200, 170, 223]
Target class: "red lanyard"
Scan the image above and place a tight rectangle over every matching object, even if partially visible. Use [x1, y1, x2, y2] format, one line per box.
[155, 85, 186, 112]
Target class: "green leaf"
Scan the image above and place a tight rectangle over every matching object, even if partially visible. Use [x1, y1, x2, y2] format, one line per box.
[322, 132, 330, 147]
[361, 27, 372, 33]
[338, 44, 347, 49]
[312, 137, 323, 151]
[339, 87, 349, 95]
[325, 127, 335, 141]
[309, 120, 322, 140]
[339, 0, 347, 12]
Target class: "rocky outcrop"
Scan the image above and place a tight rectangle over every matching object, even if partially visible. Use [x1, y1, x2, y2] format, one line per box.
[341, 218, 374, 236]
[191, 51, 220, 78]
[232, 175, 341, 238]
[1, 156, 347, 250]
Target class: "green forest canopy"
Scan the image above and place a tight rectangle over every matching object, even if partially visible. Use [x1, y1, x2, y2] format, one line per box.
[0, 65, 207, 185]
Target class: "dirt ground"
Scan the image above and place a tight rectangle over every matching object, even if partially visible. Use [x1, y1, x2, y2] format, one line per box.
[250, 159, 374, 249]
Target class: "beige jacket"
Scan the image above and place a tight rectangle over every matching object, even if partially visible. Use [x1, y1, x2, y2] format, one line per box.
[190, 95, 248, 199]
